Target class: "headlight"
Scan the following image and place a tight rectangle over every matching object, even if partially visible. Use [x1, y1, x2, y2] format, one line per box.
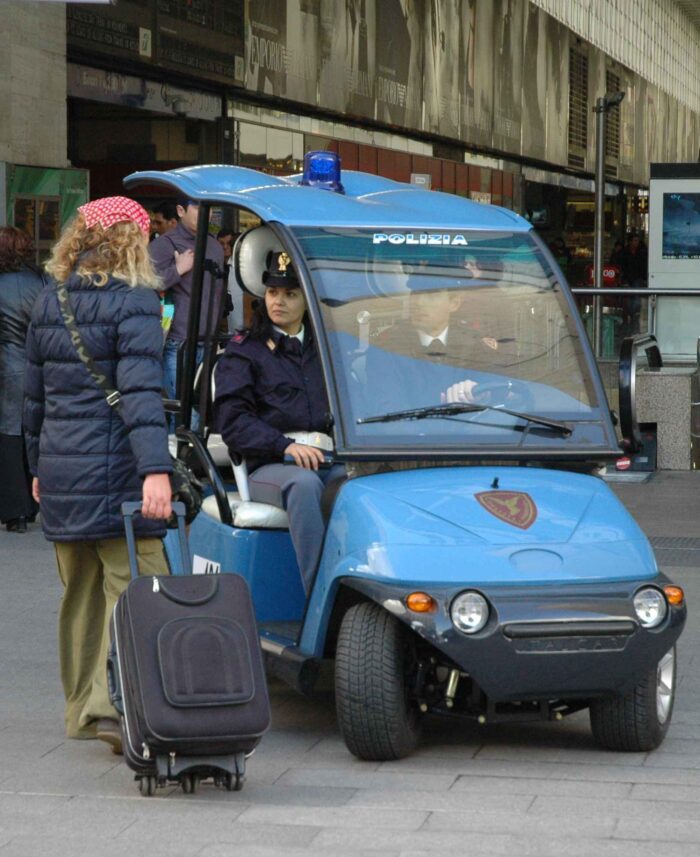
[450, 591, 489, 634]
[634, 587, 668, 628]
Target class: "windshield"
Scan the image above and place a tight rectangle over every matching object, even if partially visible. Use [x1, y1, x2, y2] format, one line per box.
[293, 227, 609, 453]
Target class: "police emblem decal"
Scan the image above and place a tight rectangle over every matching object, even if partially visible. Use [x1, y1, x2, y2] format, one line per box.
[278, 252, 291, 272]
[475, 491, 537, 529]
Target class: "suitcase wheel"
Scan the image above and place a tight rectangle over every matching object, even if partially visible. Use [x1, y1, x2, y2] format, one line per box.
[224, 771, 243, 792]
[181, 773, 199, 794]
[138, 775, 157, 797]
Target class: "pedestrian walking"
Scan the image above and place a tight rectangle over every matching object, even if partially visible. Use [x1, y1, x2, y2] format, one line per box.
[23, 196, 172, 752]
[0, 226, 44, 532]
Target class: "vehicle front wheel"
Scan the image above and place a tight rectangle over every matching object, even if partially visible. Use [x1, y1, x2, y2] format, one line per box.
[590, 646, 676, 752]
[335, 602, 421, 761]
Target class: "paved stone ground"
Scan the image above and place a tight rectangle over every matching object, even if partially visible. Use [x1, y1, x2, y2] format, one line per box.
[1, 471, 699, 857]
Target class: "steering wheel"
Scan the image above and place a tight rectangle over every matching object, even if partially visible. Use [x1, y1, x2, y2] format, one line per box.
[472, 378, 535, 412]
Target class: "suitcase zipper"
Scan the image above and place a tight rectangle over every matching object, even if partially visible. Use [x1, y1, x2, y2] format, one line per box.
[112, 603, 152, 768]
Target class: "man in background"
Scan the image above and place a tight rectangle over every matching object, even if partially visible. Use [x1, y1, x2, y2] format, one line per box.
[150, 201, 179, 240]
[149, 198, 224, 424]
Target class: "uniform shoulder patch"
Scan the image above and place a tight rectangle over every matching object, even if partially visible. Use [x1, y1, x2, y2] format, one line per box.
[231, 330, 250, 344]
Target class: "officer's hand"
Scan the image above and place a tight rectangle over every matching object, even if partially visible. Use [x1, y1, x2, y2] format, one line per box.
[142, 473, 173, 520]
[442, 379, 477, 404]
[175, 249, 195, 276]
[32, 477, 40, 503]
[285, 442, 325, 471]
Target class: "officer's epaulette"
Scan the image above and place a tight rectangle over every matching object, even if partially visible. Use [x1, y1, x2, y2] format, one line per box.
[231, 329, 250, 345]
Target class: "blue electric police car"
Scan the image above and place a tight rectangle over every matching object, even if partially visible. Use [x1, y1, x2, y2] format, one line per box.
[126, 153, 685, 761]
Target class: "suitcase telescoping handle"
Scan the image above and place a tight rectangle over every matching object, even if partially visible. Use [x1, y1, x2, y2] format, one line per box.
[121, 501, 191, 579]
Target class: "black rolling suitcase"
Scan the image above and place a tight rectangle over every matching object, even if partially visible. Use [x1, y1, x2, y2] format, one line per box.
[108, 501, 271, 796]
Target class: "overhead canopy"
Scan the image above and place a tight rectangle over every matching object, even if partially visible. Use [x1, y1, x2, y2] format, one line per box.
[124, 165, 531, 232]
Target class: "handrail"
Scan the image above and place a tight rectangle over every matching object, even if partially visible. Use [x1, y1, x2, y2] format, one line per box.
[175, 427, 233, 526]
[618, 334, 662, 454]
[571, 288, 700, 296]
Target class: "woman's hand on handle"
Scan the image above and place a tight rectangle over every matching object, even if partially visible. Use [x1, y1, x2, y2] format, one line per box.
[142, 473, 172, 520]
[284, 442, 325, 471]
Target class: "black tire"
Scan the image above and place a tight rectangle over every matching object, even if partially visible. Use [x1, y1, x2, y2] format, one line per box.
[590, 646, 676, 752]
[335, 602, 421, 761]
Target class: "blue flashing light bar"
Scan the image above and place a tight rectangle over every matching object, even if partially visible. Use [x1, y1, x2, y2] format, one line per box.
[301, 151, 344, 194]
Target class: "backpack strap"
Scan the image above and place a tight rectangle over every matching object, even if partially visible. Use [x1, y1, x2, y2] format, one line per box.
[55, 281, 122, 410]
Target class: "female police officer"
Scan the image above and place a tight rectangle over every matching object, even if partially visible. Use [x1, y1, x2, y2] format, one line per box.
[213, 250, 342, 595]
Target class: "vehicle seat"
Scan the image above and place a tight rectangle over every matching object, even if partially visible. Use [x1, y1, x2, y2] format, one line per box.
[204, 365, 290, 529]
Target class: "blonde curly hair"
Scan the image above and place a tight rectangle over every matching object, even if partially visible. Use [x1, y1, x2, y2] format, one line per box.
[45, 214, 161, 289]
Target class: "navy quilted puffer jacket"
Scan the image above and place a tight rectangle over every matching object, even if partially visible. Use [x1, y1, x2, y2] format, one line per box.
[23, 274, 172, 541]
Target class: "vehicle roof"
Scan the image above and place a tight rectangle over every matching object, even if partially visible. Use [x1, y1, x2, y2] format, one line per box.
[124, 165, 531, 232]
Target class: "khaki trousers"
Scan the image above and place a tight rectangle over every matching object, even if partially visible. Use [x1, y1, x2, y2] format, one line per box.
[54, 537, 169, 739]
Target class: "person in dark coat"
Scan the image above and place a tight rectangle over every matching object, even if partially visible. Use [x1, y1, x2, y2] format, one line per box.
[0, 227, 44, 531]
[621, 234, 648, 333]
[23, 197, 173, 751]
[214, 252, 342, 594]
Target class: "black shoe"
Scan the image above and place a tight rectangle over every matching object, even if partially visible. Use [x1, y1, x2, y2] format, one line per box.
[96, 718, 123, 755]
[5, 517, 27, 533]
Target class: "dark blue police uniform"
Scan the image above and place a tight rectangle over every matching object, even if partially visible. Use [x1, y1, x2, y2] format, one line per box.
[214, 325, 341, 593]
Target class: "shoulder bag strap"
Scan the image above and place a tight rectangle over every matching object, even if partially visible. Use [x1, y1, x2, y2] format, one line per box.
[55, 281, 122, 410]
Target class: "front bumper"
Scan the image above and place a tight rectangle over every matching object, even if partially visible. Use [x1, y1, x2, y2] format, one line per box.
[344, 576, 686, 702]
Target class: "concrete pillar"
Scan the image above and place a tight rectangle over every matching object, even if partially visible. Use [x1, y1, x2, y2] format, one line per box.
[0, 2, 68, 168]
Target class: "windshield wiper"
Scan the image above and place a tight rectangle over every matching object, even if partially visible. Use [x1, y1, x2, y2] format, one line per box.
[357, 403, 573, 436]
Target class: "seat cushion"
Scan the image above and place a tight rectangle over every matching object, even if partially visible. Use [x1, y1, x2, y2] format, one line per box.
[201, 492, 289, 529]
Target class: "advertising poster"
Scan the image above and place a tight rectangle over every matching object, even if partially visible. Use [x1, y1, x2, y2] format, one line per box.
[66, 0, 149, 66]
[521, 3, 546, 160]
[319, 0, 376, 117]
[423, 0, 461, 139]
[68, 0, 244, 86]
[157, 0, 244, 85]
[662, 192, 700, 259]
[543, 12, 567, 167]
[492, 0, 524, 156]
[285, 0, 320, 105]
[246, 0, 288, 96]
[375, 0, 423, 131]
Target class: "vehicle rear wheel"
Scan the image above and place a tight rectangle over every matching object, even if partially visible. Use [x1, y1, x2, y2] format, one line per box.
[590, 646, 676, 752]
[335, 602, 421, 761]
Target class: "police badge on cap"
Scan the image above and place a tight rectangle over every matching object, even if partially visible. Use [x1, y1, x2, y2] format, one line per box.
[263, 251, 299, 288]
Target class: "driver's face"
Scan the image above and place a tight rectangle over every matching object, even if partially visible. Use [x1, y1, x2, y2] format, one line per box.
[409, 290, 462, 337]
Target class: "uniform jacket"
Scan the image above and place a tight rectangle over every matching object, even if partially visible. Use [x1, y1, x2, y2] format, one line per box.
[23, 273, 172, 542]
[149, 222, 225, 341]
[213, 327, 331, 470]
[0, 265, 44, 435]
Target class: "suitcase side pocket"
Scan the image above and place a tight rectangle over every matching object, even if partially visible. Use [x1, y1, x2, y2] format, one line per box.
[157, 616, 255, 708]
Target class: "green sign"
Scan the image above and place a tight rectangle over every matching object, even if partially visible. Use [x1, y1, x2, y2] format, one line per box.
[6, 164, 89, 228]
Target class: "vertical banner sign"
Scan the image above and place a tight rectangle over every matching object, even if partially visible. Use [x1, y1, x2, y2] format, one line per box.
[423, 0, 461, 138]
[375, 0, 423, 131]
[521, 3, 545, 160]
[492, 0, 524, 156]
[285, 0, 320, 105]
[246, 0, 288, 96]
[544, 14, 568, 168]
[464, 0, 494, 148]
[319, 0, 375, 117]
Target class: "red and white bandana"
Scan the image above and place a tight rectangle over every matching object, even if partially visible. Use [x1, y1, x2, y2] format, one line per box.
[78, 196, 151, 238]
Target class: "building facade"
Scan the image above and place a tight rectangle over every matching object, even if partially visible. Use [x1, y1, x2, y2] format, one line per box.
[3, 0, 700, 274]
